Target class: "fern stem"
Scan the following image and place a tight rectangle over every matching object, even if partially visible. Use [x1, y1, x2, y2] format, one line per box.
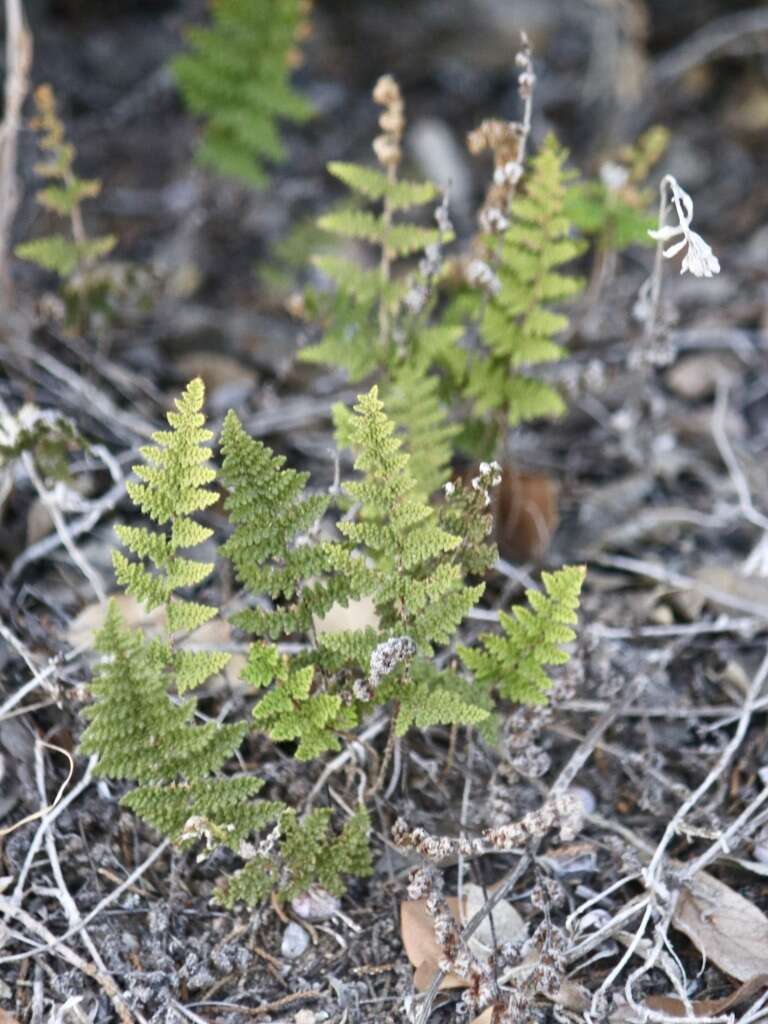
[377, 161, 396, 352]
[366, 702, 399, 798]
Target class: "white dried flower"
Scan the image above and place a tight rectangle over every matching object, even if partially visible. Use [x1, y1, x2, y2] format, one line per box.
[466, 258, 500, 295]
[648, 175, 720, 278]
[599, 160, 629, 192]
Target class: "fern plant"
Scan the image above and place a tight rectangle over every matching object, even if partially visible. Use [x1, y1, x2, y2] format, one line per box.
[81, 379, 370, 907]
[567, 126, 669, 254]
[82, 379, 585, 908]
[460, 564, 585, 706]
[299, 76, 461, 497]
[464, 135, 585, 439]
[171, 0, 313, 187]
[15, 84, 117, 330]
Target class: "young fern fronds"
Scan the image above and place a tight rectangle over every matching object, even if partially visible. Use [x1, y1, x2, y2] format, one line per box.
[217, 807, 373, 908]
[171, 0, 313, 187]
[220, 409, 353, 640]
[80, 603, 247, 785]
[15, 84, 116, 328]
[328, 387, 484, 654]
[467, 135, 585, 429]
[460, 564, 585, 705]
[113, 377, 223, 656]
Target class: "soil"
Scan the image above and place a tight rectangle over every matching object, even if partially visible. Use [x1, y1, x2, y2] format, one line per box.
[1, 1, 768, 1022]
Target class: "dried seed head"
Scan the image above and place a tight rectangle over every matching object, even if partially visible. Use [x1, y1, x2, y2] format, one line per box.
[373, 74, 401, 108]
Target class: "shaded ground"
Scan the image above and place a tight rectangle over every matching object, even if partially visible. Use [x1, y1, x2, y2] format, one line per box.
[2, 1, 768, 1021]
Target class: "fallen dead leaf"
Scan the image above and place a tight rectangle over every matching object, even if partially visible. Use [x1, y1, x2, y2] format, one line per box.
[694, 565, 768, 617]
[674, 871, 768, 982]
[665, 352, 739, 401]
[401, 897, 468, 992]
[313, 595, 379, 636]
[174, 352, 258, 396]
[68, 596, 245, 686]
[68, 594, 166, 646]
[493, 464, 559, 562]
[645, 974, 768, 1019]
[401, 889, 588, 1018]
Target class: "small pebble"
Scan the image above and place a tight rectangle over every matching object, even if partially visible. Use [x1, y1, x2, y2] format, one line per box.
[753, 843, 768, 864]
[569, 786, 597, 815]
[291, 886, 340, 921]
[281, 921, 309, 960]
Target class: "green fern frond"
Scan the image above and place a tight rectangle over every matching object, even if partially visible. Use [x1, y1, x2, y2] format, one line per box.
[171, 0, 312, 187]
[122, 777, 282, 847]
[14, 85, 116, 287]
[383, 368, 458, 499]
[332, 387, 483, 653]
[220, 409, 354, 640]
[217, 807, 373, 908]
[460, 565, 585, 705]
[467, 134, 585, 428]
[114, 378, 221, 645]
[80, 603, 245, 783]
[327, 161, 439, 210]
[394, 661, 491, 736]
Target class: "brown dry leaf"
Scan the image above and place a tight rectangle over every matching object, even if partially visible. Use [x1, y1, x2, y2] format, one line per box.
[68, 594, 166, 646]
[493, 464, 559, 562]
[0, 1014, 20, 1024]
[470, 976, 589, 1024]
[645, 974, 768, 1019]
[673, 871, 768, 982]
[68, 597, 245, 686]
[401, 897, 468, 991]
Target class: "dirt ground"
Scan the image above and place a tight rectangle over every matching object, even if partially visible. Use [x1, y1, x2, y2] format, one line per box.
[2, 1, 768, 1021]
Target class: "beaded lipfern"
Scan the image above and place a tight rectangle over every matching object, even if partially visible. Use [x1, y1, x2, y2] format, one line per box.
[299, 75, 459, 497]
[81, 379, 252, 832]
[466, 135, 585, 431]
[460, 564, 585, 705]
[15, 85, 116, 328]
[171, 0, 313, 186]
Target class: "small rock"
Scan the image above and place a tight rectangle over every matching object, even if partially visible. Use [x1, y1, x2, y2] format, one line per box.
[408, 118, 472, 221]
[666, 353, 739, 400]
[569, 787, 596, 815]
[281, 921, 309, 960]
[753, 843, 768, 864]
[291, 886, 340, 922]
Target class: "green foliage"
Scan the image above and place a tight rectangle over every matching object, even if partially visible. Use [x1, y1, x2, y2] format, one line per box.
[567, 126, 669, 251]
[300, 161, 443, 378]
[171, 0, 313, 187]
[460, 565, 585, 705]
[220, 409, 350, 640]
[0, 405, 83, 482]
[14, 84, 117, 327]
[123, 777, 282, 849]
[329, 388, 484, 654]
[80, 602, 246, 783]
[467, 135, 585, 428]
[299, 134, 456, 498]
[246, 651, 355, 760]
[113, 377, 220, 643]
[84, 379, 585, 911]
[218, 807, 373, 908]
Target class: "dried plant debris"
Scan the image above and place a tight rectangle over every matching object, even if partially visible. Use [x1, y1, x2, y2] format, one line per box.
[3, 1, 768, 1021]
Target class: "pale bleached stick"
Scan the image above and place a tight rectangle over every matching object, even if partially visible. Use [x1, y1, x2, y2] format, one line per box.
[0, 0, 32, 306]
